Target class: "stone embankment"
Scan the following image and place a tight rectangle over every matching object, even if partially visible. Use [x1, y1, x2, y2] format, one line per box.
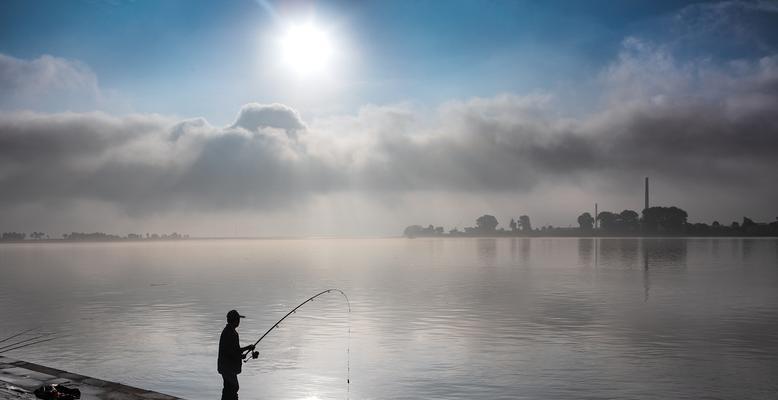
[0, 356, 181, 400]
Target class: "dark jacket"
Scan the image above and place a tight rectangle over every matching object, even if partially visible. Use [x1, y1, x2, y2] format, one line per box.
[218, 324, 242, 374]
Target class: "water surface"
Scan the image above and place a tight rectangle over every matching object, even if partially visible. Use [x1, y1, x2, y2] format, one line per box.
[1, 238, 777, 399]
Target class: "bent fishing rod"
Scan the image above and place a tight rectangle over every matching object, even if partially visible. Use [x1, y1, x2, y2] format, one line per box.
[242, 288, 351, 361]
[241, 288, 352, 397]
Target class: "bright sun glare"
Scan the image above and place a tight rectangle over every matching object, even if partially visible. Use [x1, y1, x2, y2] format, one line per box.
[279, 21, 336, 78]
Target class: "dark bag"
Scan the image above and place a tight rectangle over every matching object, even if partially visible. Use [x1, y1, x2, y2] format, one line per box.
[34, 384, 81, 400]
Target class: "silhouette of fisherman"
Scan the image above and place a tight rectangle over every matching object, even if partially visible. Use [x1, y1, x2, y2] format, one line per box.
[218, 310, 255, 400]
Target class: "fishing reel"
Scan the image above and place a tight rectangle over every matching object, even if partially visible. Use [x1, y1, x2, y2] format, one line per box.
[243, 350, 259, 362]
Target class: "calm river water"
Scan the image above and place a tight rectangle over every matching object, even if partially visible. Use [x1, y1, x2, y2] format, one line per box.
[1, 238, 777, 399]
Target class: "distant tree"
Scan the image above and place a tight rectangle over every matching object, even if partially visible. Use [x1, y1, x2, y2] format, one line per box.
[509, 218, 517, 232]
[619, 210, 640, 232]
[689, 223, 710, 235]
[666, 207, 688, 231]
[641, 206, 688, 233]
[597, 211, 619, 231]
[476, 215, 499, 232]
[64, 232, 121, 241]
[642, 207, 688, 233]
[731, 221, 740, 230]
[403, 224, 441, 237]
[1, 232, 26, 241]
[577, 212, 594, 231]
[711, 221, 721, 229]
[518, 215, 532, 232]
[741, 217, 757, 234]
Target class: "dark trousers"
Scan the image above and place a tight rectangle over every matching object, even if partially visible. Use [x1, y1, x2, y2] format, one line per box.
[221, 373, 239, 400]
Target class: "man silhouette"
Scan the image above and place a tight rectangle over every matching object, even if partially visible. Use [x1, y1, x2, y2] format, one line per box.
[218, 310, 255, 400]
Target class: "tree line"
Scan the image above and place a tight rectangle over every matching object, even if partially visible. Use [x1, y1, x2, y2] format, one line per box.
[404, 206, 778, 237]
[0, 231, 190, 242]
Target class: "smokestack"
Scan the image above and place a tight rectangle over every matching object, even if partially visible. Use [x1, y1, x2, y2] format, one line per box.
[644, 177, 649, 211]
[595, 202, 598, 229]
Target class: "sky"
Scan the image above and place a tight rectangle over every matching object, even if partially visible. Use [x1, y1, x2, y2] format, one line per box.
[1, 0, 777, 236]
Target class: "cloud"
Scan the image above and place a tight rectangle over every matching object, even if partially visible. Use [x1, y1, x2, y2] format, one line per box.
[0, 104, 339, 215]
[231, 103, 306, 138]
[0, 53, 102, 112]
[641, 0, 778, 59]
[2, 44, 777, 222]
[2, 1, 778, 233]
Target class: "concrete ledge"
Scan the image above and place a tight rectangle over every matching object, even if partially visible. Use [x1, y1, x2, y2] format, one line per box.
[0, 356, 182, 400]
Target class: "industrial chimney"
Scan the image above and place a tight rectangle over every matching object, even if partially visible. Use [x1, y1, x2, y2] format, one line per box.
[644, 177, 649, 211]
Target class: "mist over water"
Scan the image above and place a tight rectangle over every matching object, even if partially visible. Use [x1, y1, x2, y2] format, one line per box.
[1, 238, 777, 399]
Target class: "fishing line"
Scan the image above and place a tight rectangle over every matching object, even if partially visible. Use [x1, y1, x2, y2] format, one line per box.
[0, 337, 58, 354]
[0, 333, 54, 352]
[0, 327, 39, 345]
[243, 289, 351, 398]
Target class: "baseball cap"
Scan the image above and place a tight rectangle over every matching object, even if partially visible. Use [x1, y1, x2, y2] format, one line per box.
[226, 310, 246, 320]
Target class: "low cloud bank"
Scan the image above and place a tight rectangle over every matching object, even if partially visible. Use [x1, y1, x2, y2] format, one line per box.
[1, 47, 777, 218]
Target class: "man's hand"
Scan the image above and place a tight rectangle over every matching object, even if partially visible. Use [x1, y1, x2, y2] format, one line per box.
[241, 344, 255, 352]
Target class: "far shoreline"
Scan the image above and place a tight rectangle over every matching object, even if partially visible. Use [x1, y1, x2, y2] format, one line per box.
[2, 234, 778, 245]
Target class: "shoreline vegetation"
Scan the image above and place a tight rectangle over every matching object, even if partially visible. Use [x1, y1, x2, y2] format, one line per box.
[404, 206, 778, 238]
[0, 231, 190, 242]
[2, 204, 778, 243]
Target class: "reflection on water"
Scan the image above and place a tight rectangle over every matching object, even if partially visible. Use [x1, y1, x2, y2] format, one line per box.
[476, 238, 497, 267]
[1, 238, 778, 400]
[577, 238, 594, 265]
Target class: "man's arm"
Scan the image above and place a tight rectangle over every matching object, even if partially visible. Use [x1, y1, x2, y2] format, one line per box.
[239, 343, 256, 360]
[240, 344, 255, 352]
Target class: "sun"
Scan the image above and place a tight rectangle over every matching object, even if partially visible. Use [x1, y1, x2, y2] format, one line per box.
[279, 21, 336, 78]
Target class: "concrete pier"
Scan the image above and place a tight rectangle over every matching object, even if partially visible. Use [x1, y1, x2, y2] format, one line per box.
[0, 356, 182, 400]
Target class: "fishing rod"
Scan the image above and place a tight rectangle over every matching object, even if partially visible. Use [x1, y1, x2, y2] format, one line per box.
[0, 327, 39, 345]
[244, 288, 350, 359]
[0, 337, 58, 354]
[242, 289, 351, 394]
